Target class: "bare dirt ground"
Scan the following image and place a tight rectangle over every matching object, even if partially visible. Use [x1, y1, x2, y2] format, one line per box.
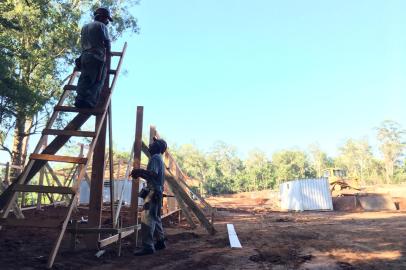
[1, 191, 406, 270]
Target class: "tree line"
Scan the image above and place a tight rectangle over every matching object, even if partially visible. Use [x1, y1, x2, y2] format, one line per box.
[0, 0, 139, 180]
[171, 120, 406, 195]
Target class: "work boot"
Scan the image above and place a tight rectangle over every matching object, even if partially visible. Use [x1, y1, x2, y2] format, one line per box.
[133, 248, 154, 256]
[154, 240, 166, 251]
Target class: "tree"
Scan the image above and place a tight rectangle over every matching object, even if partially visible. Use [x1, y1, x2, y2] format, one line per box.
[335, 138, 374, 185]
[308, 144, 332, 177]
[272, 150, 315, 184]
[376, 120, 406, 184]
[170, 144, 208, 195]
[242, 149, 275, 191]
[204, 141, 243, 195]
[0, 1, 139, 179]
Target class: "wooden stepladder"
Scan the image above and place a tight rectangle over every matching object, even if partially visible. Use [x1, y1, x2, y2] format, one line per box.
[0, 43, 127, 268]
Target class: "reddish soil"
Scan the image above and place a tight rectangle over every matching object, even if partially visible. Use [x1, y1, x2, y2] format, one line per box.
[1, 192, 406, 270]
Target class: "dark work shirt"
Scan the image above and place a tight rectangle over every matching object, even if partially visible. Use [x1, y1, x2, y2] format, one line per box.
[146, 154, 165, 192]
[81, 21, 110, 61]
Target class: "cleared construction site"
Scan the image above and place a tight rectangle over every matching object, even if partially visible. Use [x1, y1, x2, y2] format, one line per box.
[0, 43, 405, 270]
[1, 3, 406, 270]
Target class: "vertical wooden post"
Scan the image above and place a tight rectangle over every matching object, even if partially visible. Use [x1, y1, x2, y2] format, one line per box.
[86, 55, 111, 248]
[108, 104, 115, 227]
[37, 138, 47, 210]
[87, 117, 107, 248]
[74, 144, 84, 205]
[130, 106, 143, 225]
[4, 162, 9, 186]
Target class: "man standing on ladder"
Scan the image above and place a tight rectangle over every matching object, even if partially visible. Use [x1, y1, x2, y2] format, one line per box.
[74, 7, 112, 109]
[131, 137, 167, 255]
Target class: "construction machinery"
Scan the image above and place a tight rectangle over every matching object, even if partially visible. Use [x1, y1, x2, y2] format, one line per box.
[322, 168, 360, 194]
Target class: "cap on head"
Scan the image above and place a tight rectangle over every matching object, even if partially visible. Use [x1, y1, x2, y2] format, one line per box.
[153, 137, 167, 154]
[94, 7, 113, 22]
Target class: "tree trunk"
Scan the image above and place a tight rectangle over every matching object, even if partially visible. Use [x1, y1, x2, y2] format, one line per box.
[10, 114, 30, 182]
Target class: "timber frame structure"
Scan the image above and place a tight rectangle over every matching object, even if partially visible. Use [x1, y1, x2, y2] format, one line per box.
[0, 44, 216, 269]
[0, 43, 130, 268]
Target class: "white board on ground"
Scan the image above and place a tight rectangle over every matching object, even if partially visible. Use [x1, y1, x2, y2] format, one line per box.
[227, 224, 242, 248]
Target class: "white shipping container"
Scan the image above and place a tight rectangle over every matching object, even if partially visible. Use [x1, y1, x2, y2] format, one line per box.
[280, 178, 333, 211]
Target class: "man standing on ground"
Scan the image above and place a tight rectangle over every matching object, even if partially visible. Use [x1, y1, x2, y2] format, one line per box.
[74, 7, 112, 109]
[131, 137, 167, 255]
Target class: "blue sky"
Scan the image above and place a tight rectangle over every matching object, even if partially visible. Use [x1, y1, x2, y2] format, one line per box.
[108, 0, 406, 158]
[1, 1, 405, 163]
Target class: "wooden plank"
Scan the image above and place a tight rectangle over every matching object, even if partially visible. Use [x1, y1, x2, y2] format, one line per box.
[227, 224, 242, 248]
[36, 165, 45, 209]
[13, 185, 75, 194]
[0, 218, 62, 228]
[98, 229, 136, 248]
[67, 227, 119, 234]
[130, 106, 143, 225]
[108, 104, 115, 227]
[54, 106, 103, 115]
[30, 154, 87, 164]
[43, 129, 96, 137]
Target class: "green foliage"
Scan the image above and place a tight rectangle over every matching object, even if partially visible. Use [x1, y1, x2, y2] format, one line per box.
[308, 144, 333, 177]
[272, 150, 315, 184]
[376, 120, 406, 183]
[335, 139, 374, 185]
[0, 0, 140, 161]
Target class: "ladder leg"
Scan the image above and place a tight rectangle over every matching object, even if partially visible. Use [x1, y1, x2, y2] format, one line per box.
[46, 194, 77, 269]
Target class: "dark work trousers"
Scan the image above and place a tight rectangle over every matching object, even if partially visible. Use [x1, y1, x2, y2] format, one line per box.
[75, 52, 106, 108]
[140, 193, 164, 252]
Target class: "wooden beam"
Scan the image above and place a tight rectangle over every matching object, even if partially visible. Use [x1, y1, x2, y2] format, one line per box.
[54, 106, 104, 115]
[42, 129, 96, 137]
[166, 173, 216, 235]
[130, 106, 143, 225]
[86, 54, 111, 249]
[99, 229, 134, 248]
[30, 154, 87, 164]
[108, 105, 115, 227]
[86, 115, 107, 248]
[13, 185, 75, 194]
[172, 190, 196, 229]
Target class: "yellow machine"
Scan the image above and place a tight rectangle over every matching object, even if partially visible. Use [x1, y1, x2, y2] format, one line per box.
[322, 168, 360, 193]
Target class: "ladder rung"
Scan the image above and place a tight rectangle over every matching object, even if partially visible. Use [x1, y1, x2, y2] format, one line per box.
[108, 69, 117, 75]
[43, 129, 96, 137]
[12, 184, 76, 194]
[63, 85, 77, 91]
[54, 106, 103, 115]
[110, 51, 122, 57]
[30, 154, 87, 164]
